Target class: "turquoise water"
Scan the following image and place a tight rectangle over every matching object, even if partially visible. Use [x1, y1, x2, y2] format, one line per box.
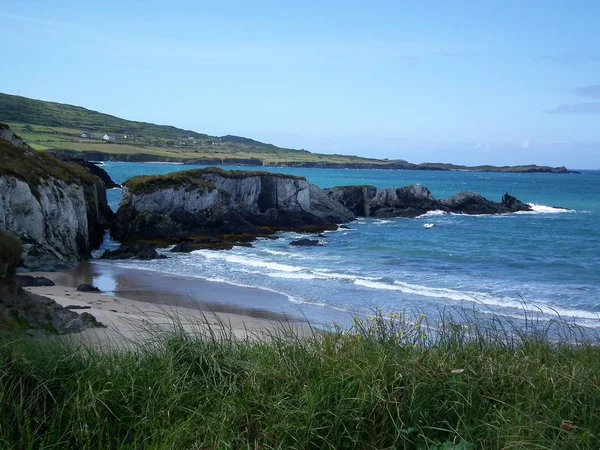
[101, 163, 600, 328]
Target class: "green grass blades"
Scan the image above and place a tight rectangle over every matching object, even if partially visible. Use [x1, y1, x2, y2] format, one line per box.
[1, 311, 599, 449]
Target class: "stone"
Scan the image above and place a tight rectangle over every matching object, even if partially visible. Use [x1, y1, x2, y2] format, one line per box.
[290, 238, 320, 247]
[77, 283, 101, 292]
[101, 243, 168, 260]
[15, 275, 55, 287]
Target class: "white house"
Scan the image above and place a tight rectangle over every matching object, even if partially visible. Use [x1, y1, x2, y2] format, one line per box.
[103, 134, 116, 142]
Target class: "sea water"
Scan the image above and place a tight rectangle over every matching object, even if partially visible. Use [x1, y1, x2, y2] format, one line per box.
[99, 162, 600, 329]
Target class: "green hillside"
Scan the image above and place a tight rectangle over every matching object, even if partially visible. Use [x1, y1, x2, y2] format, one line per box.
[0, 92, 393, 166]
[0, 92, 573, 172]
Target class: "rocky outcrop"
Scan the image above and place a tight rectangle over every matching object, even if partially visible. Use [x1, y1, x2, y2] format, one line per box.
[0, 123, 28, 148]
[15, 275, 55, 287]
[111, 168, 343, 243]
[111, 168, 534, 247]
[325, 185, 532, 218]
[0, 126, 113, 269]
[0, 229, 103, 334]
[326, 185, 442, 218]
[101, 243, 167, 260]
[308, 184, 355, 223]
[290, 238, 320, 247]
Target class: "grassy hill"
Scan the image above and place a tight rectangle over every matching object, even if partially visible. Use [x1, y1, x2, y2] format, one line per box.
[0, 92, 572, 172]
[0, 93, 395, 167]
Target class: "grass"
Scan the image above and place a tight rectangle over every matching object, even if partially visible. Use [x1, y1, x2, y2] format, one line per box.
[1, 308, 599, 449]
[0, 136, 98, 198]
[125, 167, 306, 195]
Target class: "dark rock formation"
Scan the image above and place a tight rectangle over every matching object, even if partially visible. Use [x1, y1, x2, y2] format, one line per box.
[101, 243, 167, 260]
[290, 238, 320, 247]
[0, 229, 104, 333]
[171, 241, 197, 253]
[15, 275, 55, 287]
[308, 184, 355, 223]
[326, 185, 532, 218]
[77, 283, 101, 292]
[501, 193, 532, 212]
[326, 185, 441, 218]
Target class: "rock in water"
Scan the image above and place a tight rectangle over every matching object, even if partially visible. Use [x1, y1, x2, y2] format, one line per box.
[101, 243, 168, 260]
[501, 193, 532, 212]
[290, 238, 320, 246]
[110, 168, 343, 243]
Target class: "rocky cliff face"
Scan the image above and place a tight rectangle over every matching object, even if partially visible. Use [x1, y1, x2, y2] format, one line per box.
[325, 185, 532, 218]
[111, 168, 353, 243]
[0, 125, 113, 269]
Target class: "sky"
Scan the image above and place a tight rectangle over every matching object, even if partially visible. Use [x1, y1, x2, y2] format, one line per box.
[1, 1, 599, 169]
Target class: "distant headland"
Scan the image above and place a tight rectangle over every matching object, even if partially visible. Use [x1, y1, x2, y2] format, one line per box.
[0, 92, 578, 174]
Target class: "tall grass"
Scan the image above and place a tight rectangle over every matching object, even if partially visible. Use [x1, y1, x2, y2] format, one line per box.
[1, 309, 599, 449]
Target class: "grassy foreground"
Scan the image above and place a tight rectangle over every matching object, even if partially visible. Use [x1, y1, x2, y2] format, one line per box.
[1, 311, 599, 449]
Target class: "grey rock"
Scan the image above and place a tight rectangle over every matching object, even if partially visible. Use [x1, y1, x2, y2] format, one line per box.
[101, 243, 168, 260]
[15, 275, 55, 287]
[77, 283, 101, 292]
[290, 238, 320, 247]
[111, 168, 337, 243]
[309, 184, 355, 223]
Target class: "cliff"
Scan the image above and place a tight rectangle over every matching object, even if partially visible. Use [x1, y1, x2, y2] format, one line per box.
[111, 168, 533, 251]
[0, 124, 113, 269]
[111, 168, 354, 245]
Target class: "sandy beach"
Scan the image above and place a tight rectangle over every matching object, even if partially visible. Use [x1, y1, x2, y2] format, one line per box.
[23, 263, 314, 348]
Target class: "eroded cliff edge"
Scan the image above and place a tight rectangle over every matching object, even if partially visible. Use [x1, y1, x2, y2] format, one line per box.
[0, 124, 114, 269]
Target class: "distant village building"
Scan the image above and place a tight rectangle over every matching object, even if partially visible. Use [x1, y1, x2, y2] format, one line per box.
[80, 132, 96, 139]
[103, 134, 116, 142]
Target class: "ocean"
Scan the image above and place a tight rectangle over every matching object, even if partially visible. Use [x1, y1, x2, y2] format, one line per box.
[98, 162, 600, 329]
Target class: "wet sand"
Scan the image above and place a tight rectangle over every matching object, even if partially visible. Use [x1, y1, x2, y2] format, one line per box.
[24, 263, 314, 348]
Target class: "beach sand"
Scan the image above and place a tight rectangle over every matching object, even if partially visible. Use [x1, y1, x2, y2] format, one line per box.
[23, 263, 313, 348]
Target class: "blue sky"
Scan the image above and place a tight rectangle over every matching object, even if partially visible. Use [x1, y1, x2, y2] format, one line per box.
[1, 1, 599, 168]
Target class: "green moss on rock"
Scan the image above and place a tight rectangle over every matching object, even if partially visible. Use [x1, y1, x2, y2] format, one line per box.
[0, 139, 98, 198]
[124, 167, 306, 195]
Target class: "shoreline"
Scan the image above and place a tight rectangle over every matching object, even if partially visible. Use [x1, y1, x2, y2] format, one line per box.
[24, 263, 314, 347]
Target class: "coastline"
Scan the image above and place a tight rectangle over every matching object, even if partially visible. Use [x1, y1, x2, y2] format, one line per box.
[24, 263, 314, 347]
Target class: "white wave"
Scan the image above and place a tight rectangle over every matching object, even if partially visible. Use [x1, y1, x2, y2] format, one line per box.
[522, 203, 573, 214]
[266, 272, 320, 280]
[287, 296, 353, 314]
[262, 249, 292, 256]
[374, 219, 392, 225]
[423, 223, 435, 229]
[417, 210, 448, 218]
[353, 279, 600, 322]
[192, 250, 304, 272]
